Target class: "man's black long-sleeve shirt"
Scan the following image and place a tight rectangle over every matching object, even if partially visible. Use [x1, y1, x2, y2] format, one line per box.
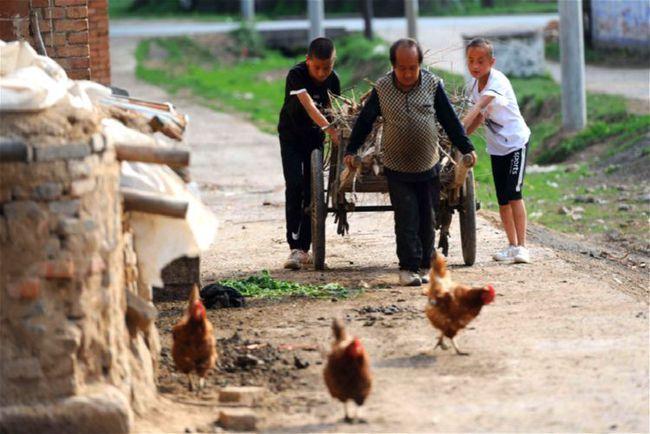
[347, 78, 474, 182]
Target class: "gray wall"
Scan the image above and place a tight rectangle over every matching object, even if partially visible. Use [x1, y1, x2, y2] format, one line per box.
[592, 0, 650, 50]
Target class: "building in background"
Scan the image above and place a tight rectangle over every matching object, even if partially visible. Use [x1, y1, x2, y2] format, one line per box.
[590, 0, 649, 52]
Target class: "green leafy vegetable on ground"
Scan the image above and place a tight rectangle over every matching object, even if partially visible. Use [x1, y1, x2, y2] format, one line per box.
[219, 270, 355, 299]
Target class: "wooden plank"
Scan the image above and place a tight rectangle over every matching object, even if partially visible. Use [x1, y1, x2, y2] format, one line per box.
[121, 188, 188, 218]
[339, 174, 389, 193]
[115, 144, 190, 167]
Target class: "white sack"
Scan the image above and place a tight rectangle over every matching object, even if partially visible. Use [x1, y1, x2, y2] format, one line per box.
[119, 161, 218, 288]
[0, 40, 110, 112]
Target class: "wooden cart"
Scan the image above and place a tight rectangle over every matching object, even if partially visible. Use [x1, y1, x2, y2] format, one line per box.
[309, 122, 479, 270]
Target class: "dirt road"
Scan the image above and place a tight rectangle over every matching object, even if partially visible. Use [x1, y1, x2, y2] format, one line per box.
[111, 38, 649, 433]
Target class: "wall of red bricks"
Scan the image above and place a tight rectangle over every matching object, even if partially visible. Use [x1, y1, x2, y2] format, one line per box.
[88, 0, 110, 85]
[0, 1, 31, 43]
[0, 0, 110, 85]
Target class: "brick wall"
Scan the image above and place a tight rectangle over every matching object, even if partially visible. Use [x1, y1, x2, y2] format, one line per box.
[88, 0, 110, 85]
[0, 0, 110, 84]
[31, 0, 90, 80]
[0, 1, 31, 42]
[0, 133, 157, 432]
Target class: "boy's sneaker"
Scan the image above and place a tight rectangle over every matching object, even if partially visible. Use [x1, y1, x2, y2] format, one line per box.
[419, 268, 431, 284]
[284, 249, 309, 270]
[399, 270, 422, 287]
[514, 246, 531, 264]
[493, 245, 517, 262]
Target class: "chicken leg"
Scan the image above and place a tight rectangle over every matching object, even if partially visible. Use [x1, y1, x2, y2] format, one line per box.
[187, 373, 195, 391]
[343, 401, 353, 424]
[434, 334, 449, 351]
[451, 338, 469, 356]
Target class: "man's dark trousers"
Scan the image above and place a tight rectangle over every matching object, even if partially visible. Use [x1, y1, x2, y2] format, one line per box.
[387, 176, 440, 272]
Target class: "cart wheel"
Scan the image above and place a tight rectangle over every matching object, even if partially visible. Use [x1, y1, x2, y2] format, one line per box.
[459, 169, 477, 266]
[311, 148, 326, 270]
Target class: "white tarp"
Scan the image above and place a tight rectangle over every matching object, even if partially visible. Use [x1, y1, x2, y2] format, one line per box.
[0, 40, 110, 112]
[102, 117, 157, 148]
[117, 158, 218, 288]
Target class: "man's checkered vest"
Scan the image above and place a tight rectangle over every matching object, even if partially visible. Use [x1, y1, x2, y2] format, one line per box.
[375, 70, 440, 173]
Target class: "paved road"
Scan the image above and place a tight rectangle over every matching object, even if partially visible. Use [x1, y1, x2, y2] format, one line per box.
[547, 62, 649, 104]
[110, 14, 556, 39]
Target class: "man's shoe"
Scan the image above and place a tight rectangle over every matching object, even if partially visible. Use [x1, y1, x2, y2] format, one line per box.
[284, 249, 305, 270]
[299, 251, 312, 265]
[419, 268, 431, 284]
[399, 270, 422, 287]
[514, 246, 531, 264]
[493, 245, 517, 262]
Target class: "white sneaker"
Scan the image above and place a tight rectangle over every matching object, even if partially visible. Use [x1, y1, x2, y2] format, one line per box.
[514, 246, 531, 264]
[284, 249, 309, 270]
[399, 270, 422, 286]
[493, 245, 517, 262]
[419, 268, 431, 284]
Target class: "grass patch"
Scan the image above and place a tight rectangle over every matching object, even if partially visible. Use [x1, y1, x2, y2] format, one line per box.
[335, 35, 390, 92]
[529, 176, 649, 238]
[422, 0, 556, 16]
[545, 41, 650, 68]
[500, 74, 645, 165]
[136, 33, 389, 132]
[219, 270, 354, 299]
[536, 115, 650, 164]
[136, 36, 291, 132]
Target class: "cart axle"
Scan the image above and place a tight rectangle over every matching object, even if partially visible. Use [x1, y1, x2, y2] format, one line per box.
[327, 205, 393, 213]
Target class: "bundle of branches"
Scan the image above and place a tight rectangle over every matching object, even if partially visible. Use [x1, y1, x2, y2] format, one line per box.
[327, 83, 474, 194]
[327, 90, 383, 189]
[436, 92, 475, 191]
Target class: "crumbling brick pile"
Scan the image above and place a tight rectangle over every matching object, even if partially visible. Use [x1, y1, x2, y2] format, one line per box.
[0, 133, 158, 433]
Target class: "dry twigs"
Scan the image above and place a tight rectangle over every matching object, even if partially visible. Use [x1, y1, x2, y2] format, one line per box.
[327, 80, 474, 202]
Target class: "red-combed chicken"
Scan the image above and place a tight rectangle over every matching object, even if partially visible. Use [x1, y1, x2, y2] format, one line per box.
[172, 284, 217, 391]
[424, 252, 495, 356]
[323, 319, 372, 423]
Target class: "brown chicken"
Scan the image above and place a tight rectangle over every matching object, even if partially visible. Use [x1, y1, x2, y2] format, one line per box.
[172, 284, 217, 391]
[323, 319, 372, 423]
[424, 252, 495, 356]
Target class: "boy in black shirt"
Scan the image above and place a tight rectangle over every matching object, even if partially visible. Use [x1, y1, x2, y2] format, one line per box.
[278, 37, 341, 270]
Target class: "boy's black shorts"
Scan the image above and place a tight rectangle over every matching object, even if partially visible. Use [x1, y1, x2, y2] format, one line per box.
[490, 143, 528, 206]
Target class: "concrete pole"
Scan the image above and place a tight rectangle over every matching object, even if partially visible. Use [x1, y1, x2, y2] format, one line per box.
[405, 0, 418, 40]
[362, 0, 374, 40]
[559, 0, 587, 132]
[241, 0, 255, 27]
[308, 0, 325, 43]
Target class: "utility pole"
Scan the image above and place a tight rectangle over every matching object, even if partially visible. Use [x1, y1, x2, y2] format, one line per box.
[405, 0, 418, 40]
[361, 0, 374, 40]
[559, 0, 587, 132]
[241, 0, 255, 27]
[308, 0, 325, 43]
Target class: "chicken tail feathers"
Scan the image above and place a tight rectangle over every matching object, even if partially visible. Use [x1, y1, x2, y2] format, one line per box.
[331, 318, 347, 343]
[188, 283, 200, 311]
[431, 251, 447, 279]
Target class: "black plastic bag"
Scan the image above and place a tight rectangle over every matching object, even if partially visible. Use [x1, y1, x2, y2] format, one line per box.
[200, 283, 246, 309]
